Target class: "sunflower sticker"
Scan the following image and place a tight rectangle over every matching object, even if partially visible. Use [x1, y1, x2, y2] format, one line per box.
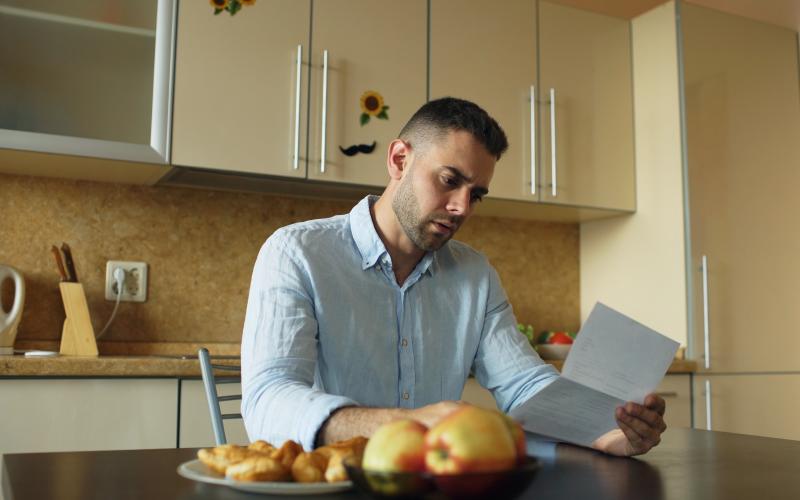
[211, 0, 255, 16]
[360, 91, 389, 126]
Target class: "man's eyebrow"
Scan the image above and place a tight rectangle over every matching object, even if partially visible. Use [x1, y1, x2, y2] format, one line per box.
[442, 166, 489, 196]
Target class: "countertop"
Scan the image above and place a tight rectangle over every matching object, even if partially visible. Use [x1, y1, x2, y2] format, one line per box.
[0, 341, 696, 377]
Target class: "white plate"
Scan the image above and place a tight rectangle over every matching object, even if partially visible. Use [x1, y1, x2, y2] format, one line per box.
[177, 459, 353, 495]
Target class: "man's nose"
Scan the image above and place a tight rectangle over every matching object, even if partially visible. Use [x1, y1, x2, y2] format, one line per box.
[446, 187, 471, 216]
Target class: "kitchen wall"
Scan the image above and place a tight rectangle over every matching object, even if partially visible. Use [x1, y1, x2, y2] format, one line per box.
[0, 172, 580, 344]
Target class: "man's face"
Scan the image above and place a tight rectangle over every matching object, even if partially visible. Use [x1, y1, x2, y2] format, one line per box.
[392, 130, 496, 251]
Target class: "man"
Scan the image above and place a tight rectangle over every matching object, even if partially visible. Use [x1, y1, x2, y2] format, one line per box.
[241, 97, 666, 457]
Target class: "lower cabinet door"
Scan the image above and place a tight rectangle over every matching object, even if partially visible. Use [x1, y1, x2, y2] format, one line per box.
[179, 379, 249, 448]
[461, 377, 499, 411]
[693, 374, 800, 441]
[0, 379, 177, 455]
[658, 374, 692, 429]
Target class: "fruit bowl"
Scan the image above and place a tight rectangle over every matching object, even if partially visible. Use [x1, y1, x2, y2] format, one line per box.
[536, 344, 571, 360]
[344, 456, 540, 500]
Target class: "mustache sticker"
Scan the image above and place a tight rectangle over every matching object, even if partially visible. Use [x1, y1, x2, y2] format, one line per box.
[339, 141, 377, 156]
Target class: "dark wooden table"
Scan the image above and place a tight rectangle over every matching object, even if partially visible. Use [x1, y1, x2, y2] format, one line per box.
[2, 428, 799, 500]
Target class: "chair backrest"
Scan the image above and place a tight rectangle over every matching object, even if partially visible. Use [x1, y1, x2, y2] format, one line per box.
[198, 347, 242, 446]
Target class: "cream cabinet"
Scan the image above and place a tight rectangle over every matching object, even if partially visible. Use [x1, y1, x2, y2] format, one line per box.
[430, 0, 635, 210]
[0, 0, 174, 182]
[171, 0, 310, 178]
[178, 379, 248, 448]
[306, 0, 426, 187]
[683, 3, 800, 374]
[172, 0, 426, 188]
[0, 379, 177, 455]
[693, 374, 800, 441]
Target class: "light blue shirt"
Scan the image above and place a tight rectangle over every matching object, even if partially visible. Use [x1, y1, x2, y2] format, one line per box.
[241, 196, 559, 450]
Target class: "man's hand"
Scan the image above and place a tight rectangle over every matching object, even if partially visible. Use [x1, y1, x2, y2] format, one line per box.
[592, 393, 667, 456]
[408, 400, 466, 428]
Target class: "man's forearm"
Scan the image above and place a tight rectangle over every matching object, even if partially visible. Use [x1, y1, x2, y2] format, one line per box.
[316, 406, 407, 446]
[315, 401, 466, 446]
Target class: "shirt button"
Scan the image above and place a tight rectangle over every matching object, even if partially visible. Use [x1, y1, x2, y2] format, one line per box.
[402, 392, 409, 400]
[401, 339, 408, 347]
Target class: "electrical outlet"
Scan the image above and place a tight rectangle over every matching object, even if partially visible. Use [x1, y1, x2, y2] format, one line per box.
[105, 261, 148, 302]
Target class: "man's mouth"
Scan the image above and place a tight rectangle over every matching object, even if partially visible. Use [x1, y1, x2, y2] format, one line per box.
[432, 220, 455, 236]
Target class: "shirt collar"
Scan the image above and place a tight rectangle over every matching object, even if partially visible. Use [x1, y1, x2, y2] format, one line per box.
[349, 195, 439, 276]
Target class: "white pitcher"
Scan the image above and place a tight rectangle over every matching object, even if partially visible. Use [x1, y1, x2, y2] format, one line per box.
[0, 265, 25, 355]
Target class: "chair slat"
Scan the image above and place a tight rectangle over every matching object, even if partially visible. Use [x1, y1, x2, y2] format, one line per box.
[199, 347, 243, 446]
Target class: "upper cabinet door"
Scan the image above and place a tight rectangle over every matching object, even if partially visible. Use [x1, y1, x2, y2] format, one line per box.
[171, 0, 310, 178]
[538, 1, 635, 210]
[307, 0, 427, 187]
[0, 0, 174, 165]
[430, 0, 538, 202]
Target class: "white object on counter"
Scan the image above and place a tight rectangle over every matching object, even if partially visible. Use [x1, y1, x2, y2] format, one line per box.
[24, 350, 59, 358]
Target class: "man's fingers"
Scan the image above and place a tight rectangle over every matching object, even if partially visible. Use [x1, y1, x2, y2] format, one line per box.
[616, 406, 663, 446]
[625, 402, 667, 432]
[616, 418, 647, 455]
[644, 394, 666, 416]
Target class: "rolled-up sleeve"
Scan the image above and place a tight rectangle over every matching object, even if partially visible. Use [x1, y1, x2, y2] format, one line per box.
[241, 231, 358, 450]
[472, 265, 560, 413]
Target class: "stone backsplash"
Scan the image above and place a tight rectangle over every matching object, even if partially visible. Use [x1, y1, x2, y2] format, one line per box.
[0, 173, 579, 344]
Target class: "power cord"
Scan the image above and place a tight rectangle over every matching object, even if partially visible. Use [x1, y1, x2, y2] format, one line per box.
[97, 267, 125, 339]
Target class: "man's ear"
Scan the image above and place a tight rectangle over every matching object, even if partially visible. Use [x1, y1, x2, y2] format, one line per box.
[386, 139, 411, 181]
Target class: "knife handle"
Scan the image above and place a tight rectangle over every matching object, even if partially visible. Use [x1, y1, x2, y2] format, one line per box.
[61, 242, 78, 282]
[51, 245, 68, 282]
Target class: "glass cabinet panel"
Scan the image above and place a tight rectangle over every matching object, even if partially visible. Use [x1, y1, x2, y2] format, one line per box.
[0, 0, 174, 163]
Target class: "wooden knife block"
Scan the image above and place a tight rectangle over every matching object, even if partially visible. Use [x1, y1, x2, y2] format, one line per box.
[59, 282, 98, 356]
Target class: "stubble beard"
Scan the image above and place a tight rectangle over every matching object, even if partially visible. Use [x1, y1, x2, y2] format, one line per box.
[392, 171, 455, 252]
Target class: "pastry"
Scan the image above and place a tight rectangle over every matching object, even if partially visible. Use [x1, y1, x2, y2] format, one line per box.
[291, 451, 329, 483]
[270, 440, 304, 470]
[226, 455, 291, 482]
[197, 444, 252, 475]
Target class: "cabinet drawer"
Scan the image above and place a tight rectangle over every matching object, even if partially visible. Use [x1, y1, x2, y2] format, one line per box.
[0, 379, 177, 455]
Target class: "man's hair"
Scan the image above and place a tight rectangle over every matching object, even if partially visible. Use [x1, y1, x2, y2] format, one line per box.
[398, 97, 509, 160]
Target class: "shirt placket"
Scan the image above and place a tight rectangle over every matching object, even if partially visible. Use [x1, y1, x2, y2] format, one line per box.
[378, 254, 418, 408]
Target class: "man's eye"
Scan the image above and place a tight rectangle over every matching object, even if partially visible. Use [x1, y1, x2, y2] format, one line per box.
[442, 176, 458, 187]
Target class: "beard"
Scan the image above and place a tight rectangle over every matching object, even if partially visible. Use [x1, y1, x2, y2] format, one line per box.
[392, 171, 461, 252]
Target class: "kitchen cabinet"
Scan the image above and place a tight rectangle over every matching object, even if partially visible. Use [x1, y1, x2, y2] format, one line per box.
[171, 0, 426, 189]
[306, 0, 426, 187]
[430, 0, 635, 210]
[0, 379, 177, 455]
[693, 374, 800, 441]
[581, 1, 800, 441]
[0, 0, 175, 182]
[171, 0, 310, 179]
[461, 374, 692, 428]
[178, 378, 248, 448]
[683, 2, 800, 374]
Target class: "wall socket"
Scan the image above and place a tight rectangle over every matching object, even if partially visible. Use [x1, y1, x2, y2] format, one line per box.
[105, 261, 148, 302]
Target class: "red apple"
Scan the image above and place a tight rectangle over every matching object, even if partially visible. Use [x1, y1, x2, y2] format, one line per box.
[362, 419, 428, 472]
[549, 332, 574, 344]
[424, 406, 519, 475]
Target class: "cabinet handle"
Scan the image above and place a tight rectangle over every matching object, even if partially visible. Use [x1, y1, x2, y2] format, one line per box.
[701, 255, 711, 369]
[549, 88, 557, 197]
[293, 44, 303, 170]
[530, 85, 536, 196]
[320, 49, 329, 174]
[705, 379, 712, 431]
[654, 391, 678, 398]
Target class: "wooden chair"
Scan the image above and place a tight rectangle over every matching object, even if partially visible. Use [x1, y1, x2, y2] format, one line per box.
[198, 347, 242, 446]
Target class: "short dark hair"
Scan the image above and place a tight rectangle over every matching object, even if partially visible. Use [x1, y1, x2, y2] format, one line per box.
[398, 97, 509, 160]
